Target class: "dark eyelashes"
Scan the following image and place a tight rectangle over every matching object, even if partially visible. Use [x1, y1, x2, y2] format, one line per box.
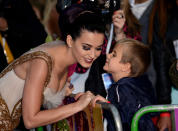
[82, 45, 90, 50]
[96, 47, 102, 51]
[82, 45, 102, 51]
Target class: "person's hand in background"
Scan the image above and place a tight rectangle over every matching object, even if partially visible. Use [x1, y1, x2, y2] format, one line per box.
[112, 10, 126, 41]
[0, 17, 8, 31]
[157, 115, 172, 131]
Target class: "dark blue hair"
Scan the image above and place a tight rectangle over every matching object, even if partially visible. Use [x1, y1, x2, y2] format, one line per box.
[58, 3, 106, 41]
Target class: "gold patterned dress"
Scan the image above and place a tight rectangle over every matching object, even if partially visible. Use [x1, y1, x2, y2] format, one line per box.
[0, 41, 67, 130]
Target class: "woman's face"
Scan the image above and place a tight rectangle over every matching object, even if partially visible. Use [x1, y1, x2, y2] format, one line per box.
[70, 30, 104, 68]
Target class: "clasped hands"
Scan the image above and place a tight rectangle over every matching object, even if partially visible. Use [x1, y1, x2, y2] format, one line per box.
[64, 77, 109, 108]
[75, 91, 109, 108]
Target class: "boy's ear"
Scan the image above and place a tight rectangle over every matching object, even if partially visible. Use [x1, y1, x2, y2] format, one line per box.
[66, 35, 73, 48]
[122, 63, 131, 73]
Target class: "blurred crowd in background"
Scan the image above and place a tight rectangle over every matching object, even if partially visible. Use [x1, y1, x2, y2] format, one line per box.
[0, 0, 178, 130]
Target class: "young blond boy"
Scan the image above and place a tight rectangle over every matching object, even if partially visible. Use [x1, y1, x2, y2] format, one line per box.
[92, 38, 157, 131]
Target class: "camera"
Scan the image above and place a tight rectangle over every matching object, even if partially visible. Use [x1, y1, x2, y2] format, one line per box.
[56, 0, 120, 24]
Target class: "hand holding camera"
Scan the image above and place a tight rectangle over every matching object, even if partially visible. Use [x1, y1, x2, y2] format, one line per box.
[112, 10, 126, 41]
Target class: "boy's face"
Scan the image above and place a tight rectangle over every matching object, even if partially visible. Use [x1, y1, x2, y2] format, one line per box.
[103, 44, 125, 74]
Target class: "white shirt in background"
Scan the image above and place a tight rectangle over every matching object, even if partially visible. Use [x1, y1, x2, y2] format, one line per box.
[71, 68, 90, 94]
[129, 0, 153, 19]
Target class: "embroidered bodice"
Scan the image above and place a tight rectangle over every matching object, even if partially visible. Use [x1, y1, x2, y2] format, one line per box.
[0, 40, 66, 130]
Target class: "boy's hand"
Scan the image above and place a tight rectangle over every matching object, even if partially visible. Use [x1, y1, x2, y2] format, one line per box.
[91, 95, 109, 107]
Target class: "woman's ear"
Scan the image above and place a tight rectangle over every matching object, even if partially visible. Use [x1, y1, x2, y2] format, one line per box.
[66, 35, 73, 48]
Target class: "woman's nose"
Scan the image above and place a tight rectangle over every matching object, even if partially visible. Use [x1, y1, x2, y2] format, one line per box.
[89, 49, 96, 58]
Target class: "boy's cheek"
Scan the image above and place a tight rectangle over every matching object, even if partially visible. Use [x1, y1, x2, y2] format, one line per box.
[103, 64, 107, 70]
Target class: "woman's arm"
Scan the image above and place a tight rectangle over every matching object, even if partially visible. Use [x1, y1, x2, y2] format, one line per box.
[22, 59, 92, 129]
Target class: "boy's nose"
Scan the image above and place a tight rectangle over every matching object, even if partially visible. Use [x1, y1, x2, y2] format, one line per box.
[106, 53, 111, 59]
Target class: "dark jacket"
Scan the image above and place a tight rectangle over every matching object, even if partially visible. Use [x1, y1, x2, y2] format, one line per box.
[151, 5, 178, 104]
[138, 0, 158, 88]
[0, 0, 47, 59]
[85, 54, 107, 97]
[106, 75, 157, 131]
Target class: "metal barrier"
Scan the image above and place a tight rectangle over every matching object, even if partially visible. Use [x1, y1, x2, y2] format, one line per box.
[36, 102, 123, 131]
[131, 104, 178, 131]
[99, 102, 123, 131]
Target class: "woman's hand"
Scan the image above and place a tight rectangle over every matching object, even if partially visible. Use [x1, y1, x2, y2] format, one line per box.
[112, 10, 126, 41]
[75, 91, 95, 109]
[91, 95, 109, 107]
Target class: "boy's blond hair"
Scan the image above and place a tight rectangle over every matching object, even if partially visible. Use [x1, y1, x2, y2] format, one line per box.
[116, 38, 151, 77]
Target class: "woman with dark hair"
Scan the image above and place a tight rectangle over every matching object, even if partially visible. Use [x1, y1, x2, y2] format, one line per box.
[0, 11, 106, 130]
[57, 3, 100, 93]
[58, 3, 88, 41]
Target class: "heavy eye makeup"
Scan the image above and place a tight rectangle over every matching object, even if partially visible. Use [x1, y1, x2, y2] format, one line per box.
[96, 46, 102, 51]
[82, 44, 103, 51]
[82, 45, 91, 50]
